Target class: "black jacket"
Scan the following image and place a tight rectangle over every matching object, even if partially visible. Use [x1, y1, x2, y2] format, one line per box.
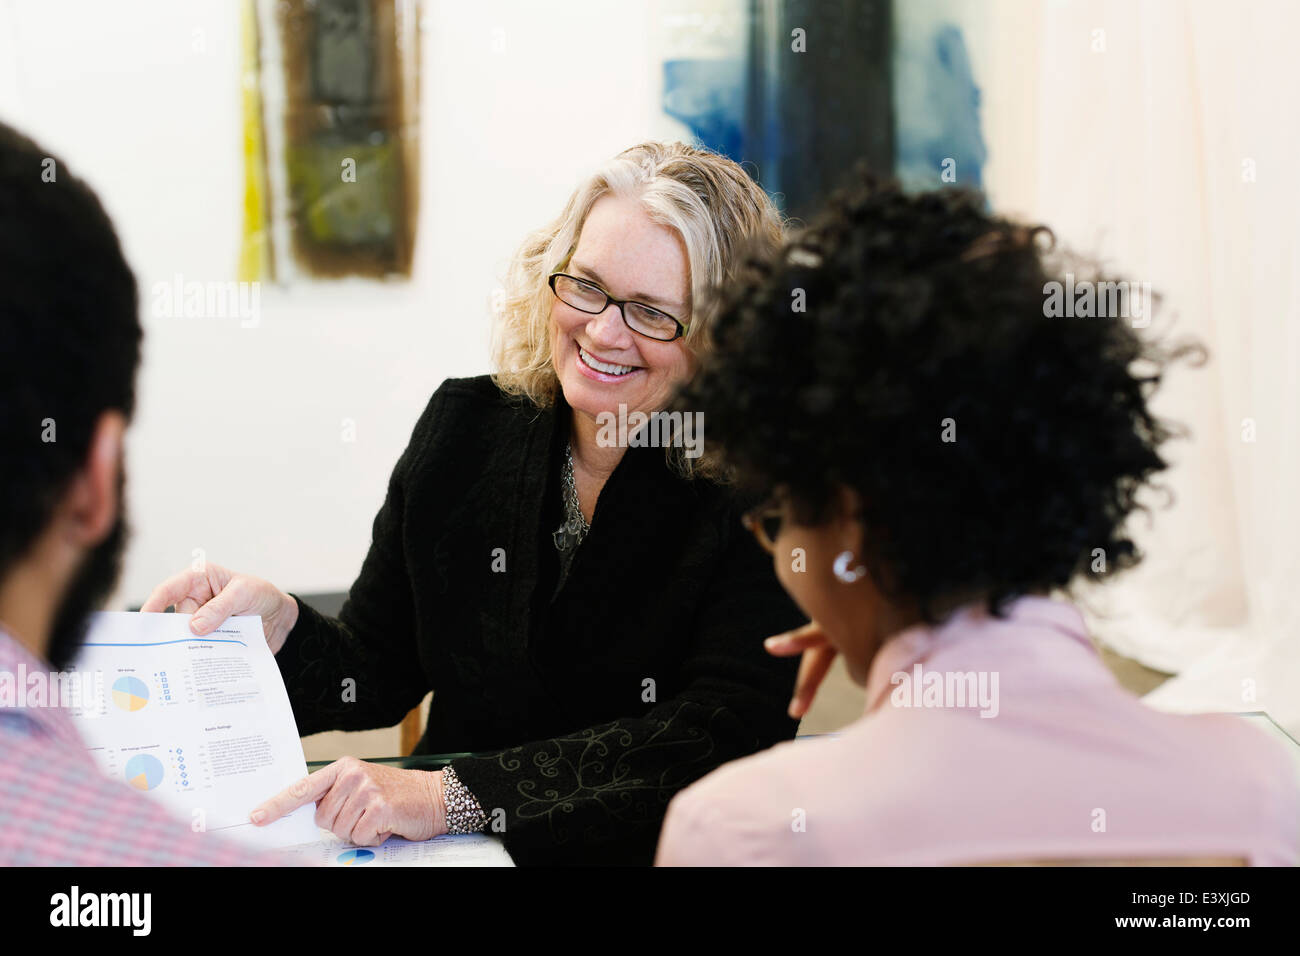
[276, 375, 805, 864]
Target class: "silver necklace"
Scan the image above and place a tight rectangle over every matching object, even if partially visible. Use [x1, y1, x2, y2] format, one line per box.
[553, 441, 590, 553]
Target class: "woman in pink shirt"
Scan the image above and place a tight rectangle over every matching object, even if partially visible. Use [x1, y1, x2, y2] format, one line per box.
[657, 174, 1300, 867]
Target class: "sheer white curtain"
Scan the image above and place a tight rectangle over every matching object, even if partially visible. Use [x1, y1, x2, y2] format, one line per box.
[973, 0, 1300, 732]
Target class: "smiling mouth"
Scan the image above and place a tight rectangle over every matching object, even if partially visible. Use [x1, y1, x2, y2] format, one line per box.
[578, 345, 640, 377]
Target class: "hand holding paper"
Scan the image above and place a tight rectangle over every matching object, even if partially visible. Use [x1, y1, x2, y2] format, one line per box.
[67, 611, 512, 866]
[140, 565, 300, 654]
[68, 612, 320, 849]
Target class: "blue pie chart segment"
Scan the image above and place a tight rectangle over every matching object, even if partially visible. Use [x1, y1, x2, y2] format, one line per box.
[124, 753, 164, 791]
[337, 849, 376, 866]
[112, 676, 150, 712]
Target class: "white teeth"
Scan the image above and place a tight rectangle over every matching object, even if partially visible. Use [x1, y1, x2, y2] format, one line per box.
[579, 346, 636, 376]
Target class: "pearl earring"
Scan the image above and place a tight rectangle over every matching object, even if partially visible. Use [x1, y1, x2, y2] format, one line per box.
[833, 550, 867, 583]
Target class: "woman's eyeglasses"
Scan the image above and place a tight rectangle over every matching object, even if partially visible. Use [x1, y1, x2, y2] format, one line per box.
[742, 502, 785, 553]
[549, 272, 688, 342]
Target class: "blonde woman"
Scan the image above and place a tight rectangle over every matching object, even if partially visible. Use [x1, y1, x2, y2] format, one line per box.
[141, 142, 804, 865]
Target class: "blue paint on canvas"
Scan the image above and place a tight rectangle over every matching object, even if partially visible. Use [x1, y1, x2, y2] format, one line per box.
[661, 57, 746, 162]
[895, 22, 987, 192]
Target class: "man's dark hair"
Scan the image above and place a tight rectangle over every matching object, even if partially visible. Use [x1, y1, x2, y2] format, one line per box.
[678, 171, 1202, 622]
[0, 121, 141, 583]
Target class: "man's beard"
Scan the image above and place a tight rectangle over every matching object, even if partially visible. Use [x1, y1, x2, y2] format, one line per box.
[46, 491, 128, 672]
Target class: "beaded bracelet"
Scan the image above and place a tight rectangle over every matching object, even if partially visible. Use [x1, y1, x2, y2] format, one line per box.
[441, 764, 489, 834]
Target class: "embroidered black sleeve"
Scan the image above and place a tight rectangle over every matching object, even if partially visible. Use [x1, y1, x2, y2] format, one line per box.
[449, 519, 803, 866]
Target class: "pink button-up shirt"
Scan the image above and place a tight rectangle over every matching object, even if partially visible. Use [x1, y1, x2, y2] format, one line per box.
[0, 628, 277, 865]
[656, 597, 1300, 866]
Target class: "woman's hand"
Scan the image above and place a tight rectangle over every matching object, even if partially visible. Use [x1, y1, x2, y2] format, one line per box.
[139, 564, 300, 654]
[765, 621, 837, 719]
[250, 757, 447, 846]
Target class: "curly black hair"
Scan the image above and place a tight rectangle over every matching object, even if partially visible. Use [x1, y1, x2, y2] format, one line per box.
[0, 121, 141, 581]
[677, 170, 1202, 622]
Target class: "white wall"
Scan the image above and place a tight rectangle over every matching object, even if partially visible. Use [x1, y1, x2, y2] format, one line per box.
[0, 0, 690, 606]
[895, 0, 1300, 722]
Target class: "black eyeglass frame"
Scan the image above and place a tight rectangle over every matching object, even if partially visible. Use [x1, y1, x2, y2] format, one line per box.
[548, 272, 689, 342]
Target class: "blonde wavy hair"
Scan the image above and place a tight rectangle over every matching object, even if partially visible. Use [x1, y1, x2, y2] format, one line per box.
[491, 141, 785, 407]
